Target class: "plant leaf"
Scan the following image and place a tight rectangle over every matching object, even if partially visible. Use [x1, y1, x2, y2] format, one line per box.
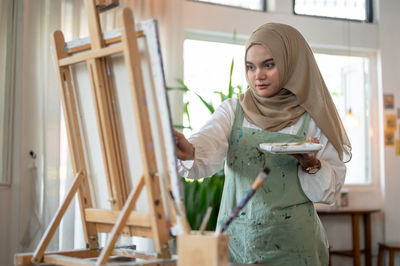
[167, 86, 189, 92]
[194, 91, 215, 114]
[173, 124, 193, 130]
[228, 58, 234, 99]
[184, 102, 191, 126]
[176, 78, 189, 90]
[214, 91, 228, 102]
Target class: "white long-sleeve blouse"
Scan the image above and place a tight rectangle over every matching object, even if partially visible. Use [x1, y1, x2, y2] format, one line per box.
[178, 98, 346, 204]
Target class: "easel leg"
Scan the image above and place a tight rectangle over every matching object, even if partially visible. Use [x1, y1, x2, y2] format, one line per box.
[96, 176, 145, 265]
[120, 8, 171, 257]
[31, 172, 84, 264]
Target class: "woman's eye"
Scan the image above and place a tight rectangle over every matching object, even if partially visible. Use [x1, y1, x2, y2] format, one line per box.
[247, 65, 255, 70]
[265, 63, 275, 68]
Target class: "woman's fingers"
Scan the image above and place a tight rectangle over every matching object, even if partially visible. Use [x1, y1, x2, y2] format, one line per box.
[173, 130, 194, 160]
[290, 137, 320, 168]
[291, 151, 318, 168]
[174, 129, 182, 141]
[309, 137, 320, 143]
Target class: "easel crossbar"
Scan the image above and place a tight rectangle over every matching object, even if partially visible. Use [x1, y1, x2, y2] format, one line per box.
[15, 249, 175, 266]
[15, 249, 100, 265]
[96, 223, 153, 238]
[59, 43, 123, 66]
[66, 31, 144, 55]
[44, 254, 95, 266]
[85, 209, 151, 228]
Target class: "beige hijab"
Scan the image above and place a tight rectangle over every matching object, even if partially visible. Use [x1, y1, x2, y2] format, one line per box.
[239, 23, 351, 162]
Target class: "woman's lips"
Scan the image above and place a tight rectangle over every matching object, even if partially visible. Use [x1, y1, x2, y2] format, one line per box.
[256, 84, 270, 89]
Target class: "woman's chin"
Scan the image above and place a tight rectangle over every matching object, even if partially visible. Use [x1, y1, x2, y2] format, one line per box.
[256, 90, 275, 98]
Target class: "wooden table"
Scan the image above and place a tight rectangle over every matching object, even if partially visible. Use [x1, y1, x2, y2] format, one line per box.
[317, 208, 380, 266]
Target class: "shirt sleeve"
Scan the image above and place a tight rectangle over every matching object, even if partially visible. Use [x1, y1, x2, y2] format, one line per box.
[297, 118, 346, 205]
[177, 99, 236, 179]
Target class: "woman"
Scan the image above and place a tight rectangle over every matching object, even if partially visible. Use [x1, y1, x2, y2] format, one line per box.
[175, 23, 351, 265]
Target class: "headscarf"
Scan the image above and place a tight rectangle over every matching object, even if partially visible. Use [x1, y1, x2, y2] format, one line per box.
[239, 23, 352, 162]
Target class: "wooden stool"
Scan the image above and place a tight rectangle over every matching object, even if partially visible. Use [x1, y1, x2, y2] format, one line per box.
[378, 242, 400, 266]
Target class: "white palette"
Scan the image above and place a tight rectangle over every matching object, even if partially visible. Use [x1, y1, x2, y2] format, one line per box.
[259, 142, 323, 154]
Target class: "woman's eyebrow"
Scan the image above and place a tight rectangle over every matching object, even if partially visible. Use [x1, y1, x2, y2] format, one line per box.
[262, 58, 274, 64]
[245, 58, 274, 64]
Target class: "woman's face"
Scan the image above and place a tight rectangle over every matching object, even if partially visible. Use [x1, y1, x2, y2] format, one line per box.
[246, 44, 280, 97]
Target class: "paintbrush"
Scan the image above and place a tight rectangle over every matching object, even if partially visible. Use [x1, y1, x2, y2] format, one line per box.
[199, 206, 213, 234]
[215, 167, 270, 235]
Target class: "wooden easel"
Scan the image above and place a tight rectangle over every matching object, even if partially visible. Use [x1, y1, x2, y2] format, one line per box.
[14, 0, 184, 265]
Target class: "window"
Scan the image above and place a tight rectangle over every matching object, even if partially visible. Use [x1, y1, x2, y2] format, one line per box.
[183, 39, 372, 185]
[190, 0, 265, 11]
[294, 0, 373, 22]
[183, 39, 247, 134]
[314, 53, 371, 184]
[0, 0, 16, 184]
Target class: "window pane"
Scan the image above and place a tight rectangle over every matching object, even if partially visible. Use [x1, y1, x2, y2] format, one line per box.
[294, 0, 370, 22]
[191, 0, 265, 11]
[315, 53, 370, 184]
[183, 39, 247, 134]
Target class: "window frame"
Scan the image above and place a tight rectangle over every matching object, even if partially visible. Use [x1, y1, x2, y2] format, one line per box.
[312, 47, 380, 189]
[187, 0, 266, 12]
[0, 0, 17, 186]
[292, 0, 373, 23]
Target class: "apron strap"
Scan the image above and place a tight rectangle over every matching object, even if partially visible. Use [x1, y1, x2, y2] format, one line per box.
[233, 101, 245, 130]
[296, 112, 310, 138]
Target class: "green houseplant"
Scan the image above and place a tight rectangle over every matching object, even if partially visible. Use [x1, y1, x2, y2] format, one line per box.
[169, 59, 244, 230]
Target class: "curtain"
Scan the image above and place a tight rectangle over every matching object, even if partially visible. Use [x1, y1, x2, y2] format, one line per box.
[12, 0, 60, 252]
[15, 0, 63, 252]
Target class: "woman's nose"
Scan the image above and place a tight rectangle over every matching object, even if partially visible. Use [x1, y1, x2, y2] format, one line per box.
[255, 69, 266, 79]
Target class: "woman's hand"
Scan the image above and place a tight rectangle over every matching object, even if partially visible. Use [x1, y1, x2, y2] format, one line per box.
[174, 130, 195, 160]
[291, 137, 320, 169]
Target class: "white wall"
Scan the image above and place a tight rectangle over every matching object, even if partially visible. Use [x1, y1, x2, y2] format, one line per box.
[0, 187, 11, 264]
[379, 0, 400, 242]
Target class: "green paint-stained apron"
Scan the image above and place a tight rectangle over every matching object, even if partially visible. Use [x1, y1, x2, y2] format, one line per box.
[217, 104, 329, 265]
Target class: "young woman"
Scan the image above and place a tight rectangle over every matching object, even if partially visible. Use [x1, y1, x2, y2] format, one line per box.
[175, 22, 351, 265]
